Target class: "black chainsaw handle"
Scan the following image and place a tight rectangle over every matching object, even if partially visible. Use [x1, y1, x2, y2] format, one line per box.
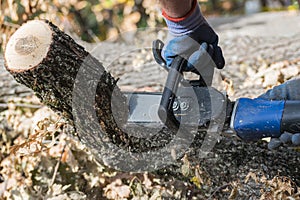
[158, 56, 186, 130]
[281, 101, 300, 133]
[152, 39, 212, 73]
[152, 40, 168, 71]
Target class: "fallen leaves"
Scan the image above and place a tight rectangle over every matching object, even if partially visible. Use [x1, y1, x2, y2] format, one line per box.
[104, 179, 131, 199]
[1, 31, 300, 199]
[242, 171, 300, 200]
[1, 97, 205, 199]
[260, 176, 300, 199]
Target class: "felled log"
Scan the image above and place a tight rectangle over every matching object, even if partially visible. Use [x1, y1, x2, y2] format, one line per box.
[4, 20, 300, 197]
[4, 20, 122, 132]
[4, 20, 180, 172]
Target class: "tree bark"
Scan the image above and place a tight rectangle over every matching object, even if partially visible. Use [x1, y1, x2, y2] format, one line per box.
[4, 20, 300, 195]
[4, 20, 180, 171]
[4, 20, 124, 131]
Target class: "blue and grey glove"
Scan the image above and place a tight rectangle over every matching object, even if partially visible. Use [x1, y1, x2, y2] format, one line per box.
[161, 0, 225, 73]
[268, 132, 300, 150]
[258, 78, 300, 149]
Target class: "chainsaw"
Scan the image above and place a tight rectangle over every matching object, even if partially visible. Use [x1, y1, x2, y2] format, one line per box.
[124, 40, 300, 142]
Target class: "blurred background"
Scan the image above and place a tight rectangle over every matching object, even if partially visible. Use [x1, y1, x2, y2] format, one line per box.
[1, 0, 299, 52]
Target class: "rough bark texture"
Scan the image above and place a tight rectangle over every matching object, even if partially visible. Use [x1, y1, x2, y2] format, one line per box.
[4, 21, 183, 171]
[4, 20, 300, 196]
[4, 21, 125, 141]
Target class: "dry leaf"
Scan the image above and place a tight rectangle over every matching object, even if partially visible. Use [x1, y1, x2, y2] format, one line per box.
[245, 172, 258, 184]
[104, 179, 131, 199]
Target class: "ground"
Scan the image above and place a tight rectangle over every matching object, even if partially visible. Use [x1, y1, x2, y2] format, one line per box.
[0, 11, 300, 199]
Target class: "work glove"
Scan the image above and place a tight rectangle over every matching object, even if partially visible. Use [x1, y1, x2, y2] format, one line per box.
[161, 0, 225, 73]
[258, 78, 300, 149]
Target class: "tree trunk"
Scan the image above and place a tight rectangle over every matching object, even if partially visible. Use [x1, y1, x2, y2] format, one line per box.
[4, 20, 125, 133]
[4, 20, 300, 195]
[4, 20, 180, 172]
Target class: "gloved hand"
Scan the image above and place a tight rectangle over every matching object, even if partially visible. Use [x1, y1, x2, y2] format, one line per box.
[258, 78, 300, 149]
[161, 0, 225, 73]
[268, 132, 300, 149]
[258, 78, 300, 101]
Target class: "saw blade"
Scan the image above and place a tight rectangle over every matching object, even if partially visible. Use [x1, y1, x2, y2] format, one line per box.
[126, 92, 163, 124]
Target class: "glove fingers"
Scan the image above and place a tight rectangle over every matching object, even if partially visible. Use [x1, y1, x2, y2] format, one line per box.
[269, 132, 300, 150]
[186, 44, 210, 71]
[279, 132, 293, 143]
[268, 138, 282, 150]
[162, 35, 200, 68]
[292, 133, 300, 145]
[213, 46, 225, 69]
[260, 79, 300, 149]
[280, 132, 300, 146]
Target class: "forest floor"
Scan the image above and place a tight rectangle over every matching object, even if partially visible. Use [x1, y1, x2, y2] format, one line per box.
[1, 11, 300, 199]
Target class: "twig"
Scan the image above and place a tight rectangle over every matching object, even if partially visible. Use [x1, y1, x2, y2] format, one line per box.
[0, 103, 42, 109]
[28, 0, 33, 15]
[209, 183, 231, 199]
[3, 21, 20, 29]
[0, 90, 32, 97]
[34, 0, 40, 8]
[49, 143, 67, 187]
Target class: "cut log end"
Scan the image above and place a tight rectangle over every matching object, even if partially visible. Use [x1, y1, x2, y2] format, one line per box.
[5, 20, 52, 72]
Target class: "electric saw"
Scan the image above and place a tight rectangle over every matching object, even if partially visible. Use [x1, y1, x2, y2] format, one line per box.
[125, 40, 300, 142]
